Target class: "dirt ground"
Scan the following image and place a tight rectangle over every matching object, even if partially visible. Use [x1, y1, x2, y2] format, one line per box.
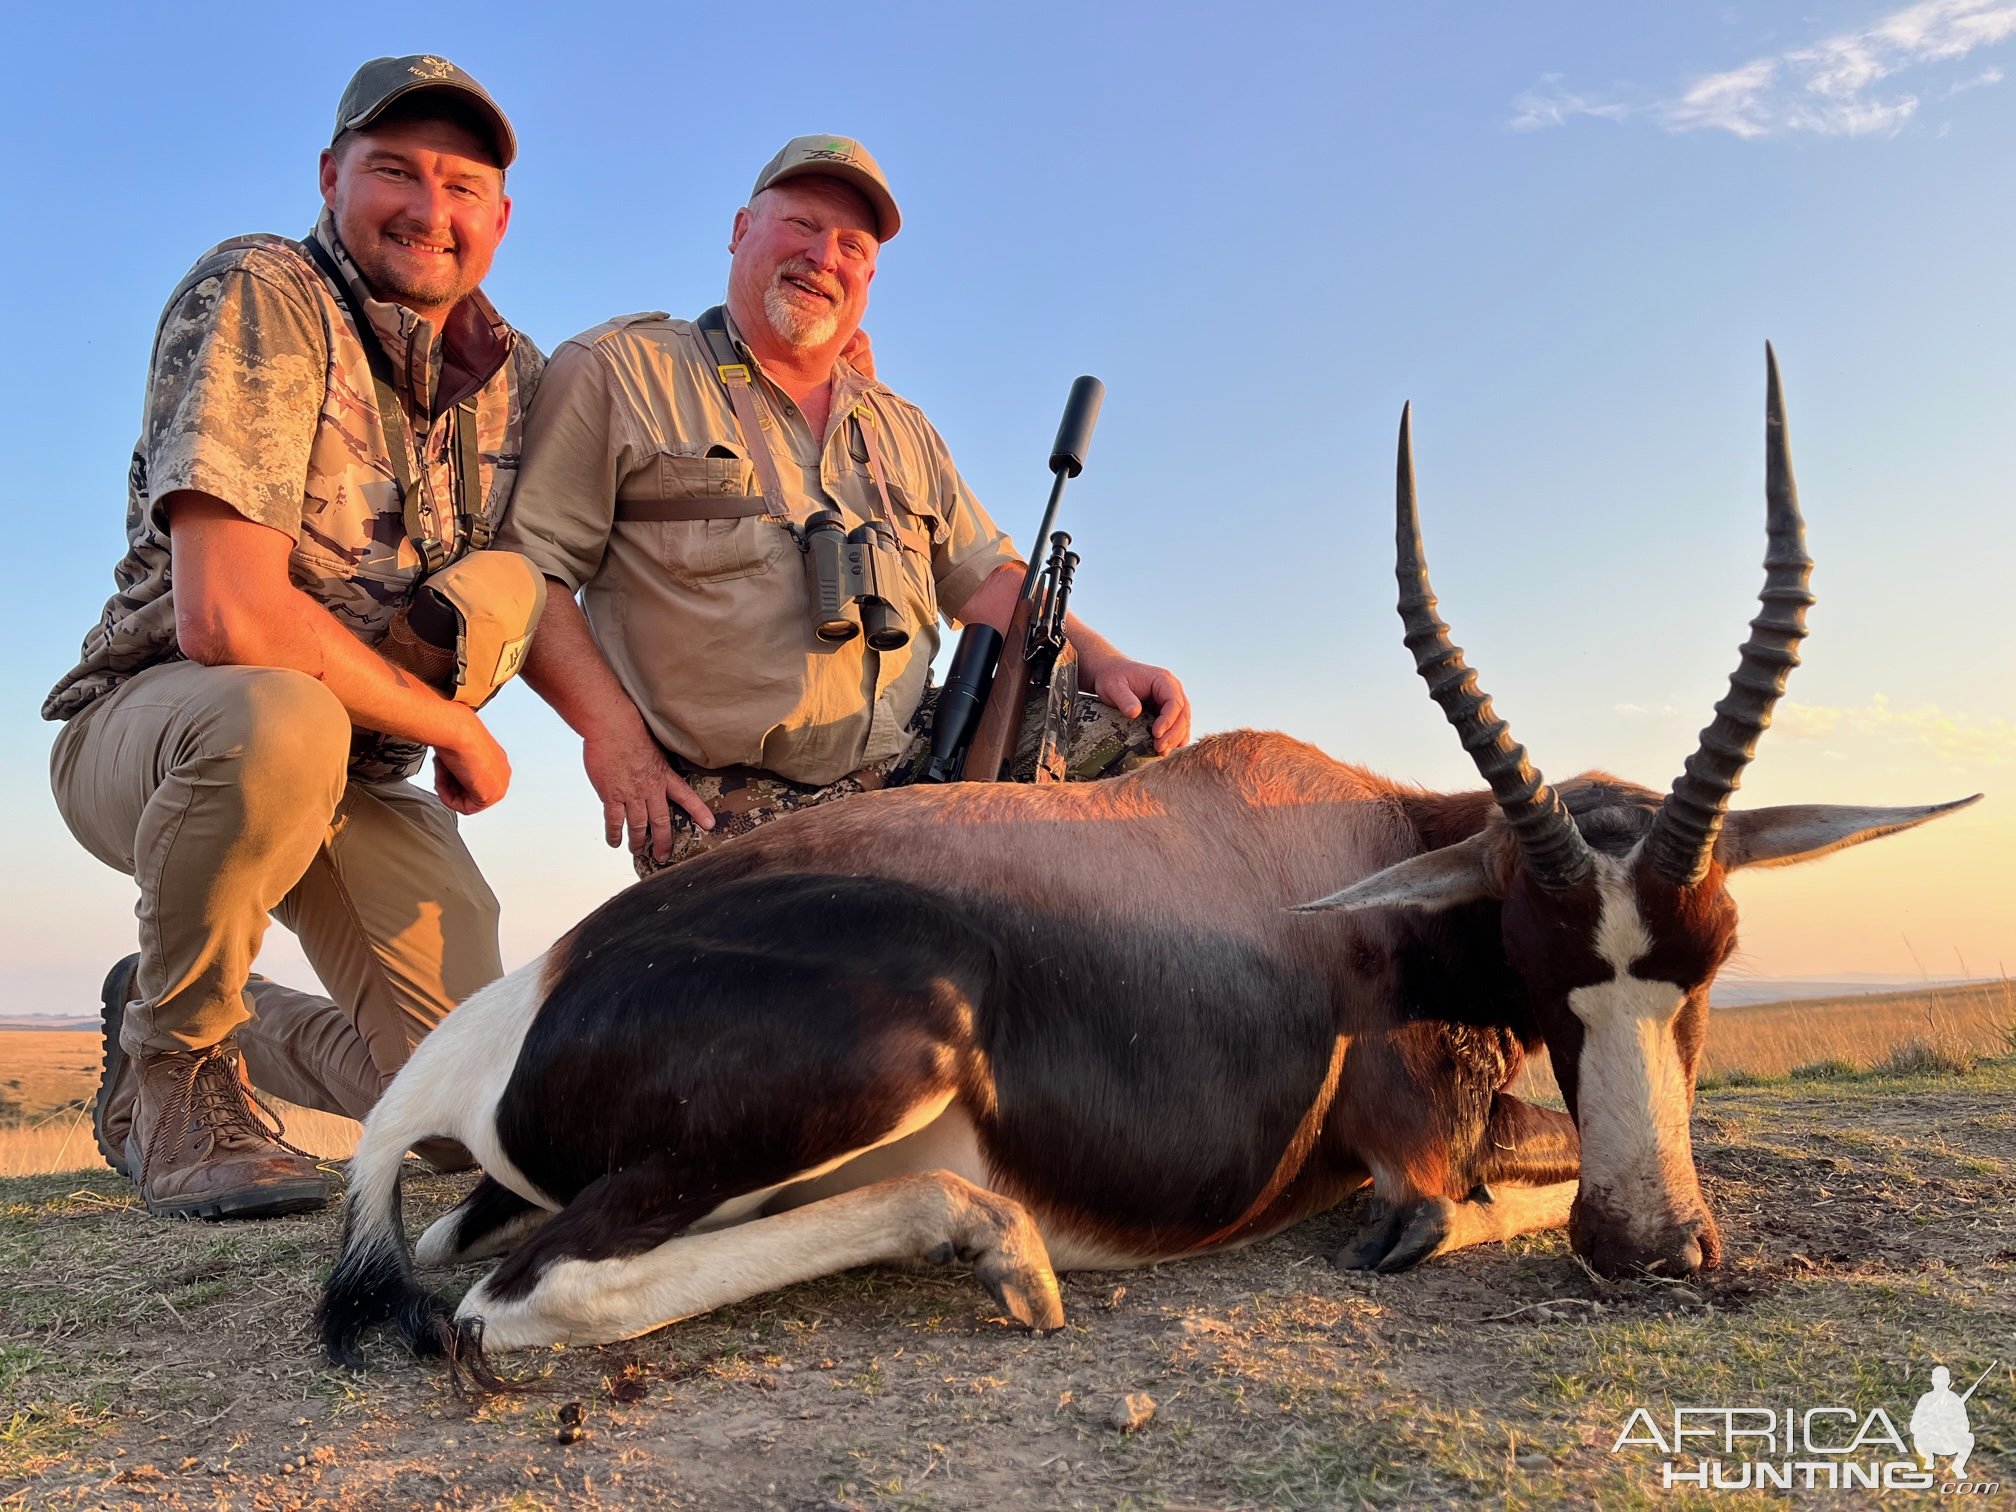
[4, 1061, 2013, 1510]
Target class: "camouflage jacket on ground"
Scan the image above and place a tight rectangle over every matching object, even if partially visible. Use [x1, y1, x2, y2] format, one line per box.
[42, 212, 544, 782]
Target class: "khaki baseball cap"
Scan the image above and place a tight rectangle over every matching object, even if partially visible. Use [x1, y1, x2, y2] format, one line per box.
[332, 55, 517, 168]
[751, 135, 900, 241]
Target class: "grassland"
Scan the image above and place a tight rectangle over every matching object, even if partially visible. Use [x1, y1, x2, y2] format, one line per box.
[1, 986, 2010, 1508]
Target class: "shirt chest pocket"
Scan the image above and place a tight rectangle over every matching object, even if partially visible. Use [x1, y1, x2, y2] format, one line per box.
[876, 477, 948, 622]
[627, 452, 791, 588]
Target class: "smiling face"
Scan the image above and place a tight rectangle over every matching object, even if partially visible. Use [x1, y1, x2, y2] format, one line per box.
[727, 177, 878, 358]
[318, 110, 510, 326]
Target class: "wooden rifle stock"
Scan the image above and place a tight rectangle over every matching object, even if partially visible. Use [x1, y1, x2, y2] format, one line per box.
[961, 594, 1038, 783]
[957, 376, 1104, 784]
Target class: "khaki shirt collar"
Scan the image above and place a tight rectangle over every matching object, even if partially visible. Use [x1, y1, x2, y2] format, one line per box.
[718, 305, 878, 433]
[309, 210, 513, 420]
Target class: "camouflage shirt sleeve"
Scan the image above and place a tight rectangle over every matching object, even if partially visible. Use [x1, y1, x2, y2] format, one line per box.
[143, 264, 329, 537]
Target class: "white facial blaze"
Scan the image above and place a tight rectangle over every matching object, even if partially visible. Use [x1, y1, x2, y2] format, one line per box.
[1567, 861, 1699, 1243]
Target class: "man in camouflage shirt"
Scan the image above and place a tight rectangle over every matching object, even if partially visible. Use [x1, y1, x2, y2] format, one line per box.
[43, 57, 543, 1220]
[502, 136, 1191, 874]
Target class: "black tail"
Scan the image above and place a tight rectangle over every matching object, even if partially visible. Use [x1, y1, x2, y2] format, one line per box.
[317, 1123, 452, 1366]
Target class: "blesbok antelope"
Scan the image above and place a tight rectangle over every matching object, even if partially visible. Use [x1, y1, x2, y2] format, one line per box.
[321, 349, 1976, 1365]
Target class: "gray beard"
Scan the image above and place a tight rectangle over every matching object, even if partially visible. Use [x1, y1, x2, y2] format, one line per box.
[763, 283, 840, 350]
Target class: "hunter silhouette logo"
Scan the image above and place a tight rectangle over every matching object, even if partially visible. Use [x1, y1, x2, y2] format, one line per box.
[1912, 1362, 1993, 1479]
[1611, 1358, 2000, 1493]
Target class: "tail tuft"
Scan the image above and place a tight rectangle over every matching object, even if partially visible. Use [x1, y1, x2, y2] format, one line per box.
[317, 1169, 449, 1368]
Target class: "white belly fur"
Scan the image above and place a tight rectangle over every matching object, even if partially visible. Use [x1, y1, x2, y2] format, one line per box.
[761, 1106, 1164, 1271]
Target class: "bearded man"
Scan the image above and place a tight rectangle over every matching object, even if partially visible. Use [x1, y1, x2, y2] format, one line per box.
[502, 136, 1190, 869]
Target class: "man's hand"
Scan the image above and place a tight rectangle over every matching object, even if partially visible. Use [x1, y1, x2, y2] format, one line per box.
[1091, 660, 1192, 754]
[165, 490, 523, 806]
[840, 327, 875, 381]
[433, 708, 513, 815]
[583, 721, 716, 862]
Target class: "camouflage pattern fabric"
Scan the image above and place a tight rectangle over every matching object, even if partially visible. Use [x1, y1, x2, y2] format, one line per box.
[634, 687, 1162, 878]
[42, 211, 544, 783]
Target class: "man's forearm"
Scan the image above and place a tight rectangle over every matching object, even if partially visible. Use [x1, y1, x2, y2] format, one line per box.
[188, 579, 479, 751]
[953, 562, 1134, 686]
[520, 582, 652, 742]
[166, 490, 482, 753]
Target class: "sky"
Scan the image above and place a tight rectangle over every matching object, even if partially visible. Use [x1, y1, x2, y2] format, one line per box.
[3, 0, 2011, 1018]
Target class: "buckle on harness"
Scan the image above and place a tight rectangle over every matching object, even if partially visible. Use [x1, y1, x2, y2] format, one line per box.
[716, 362, 752, 386]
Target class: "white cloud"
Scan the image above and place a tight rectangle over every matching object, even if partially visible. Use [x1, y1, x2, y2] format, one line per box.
[1509, 74, 1633, 131]
[1660, 58, 1782, 138]
[1511, 0, 2016, 140]
[1775, 695, 2016, 768]
[1946, 63, 2006, 92]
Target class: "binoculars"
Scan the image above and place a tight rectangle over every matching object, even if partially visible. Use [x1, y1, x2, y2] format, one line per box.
[802, 509, 910, 651]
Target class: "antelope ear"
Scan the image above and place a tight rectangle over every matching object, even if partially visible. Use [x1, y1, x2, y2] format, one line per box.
[1714, 796, 1981, 871]
[1292, 830, 1499, 914]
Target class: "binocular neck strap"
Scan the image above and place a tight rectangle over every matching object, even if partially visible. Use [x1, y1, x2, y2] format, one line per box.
[694, 307, 793, 520]
[850, 402, 901, 528]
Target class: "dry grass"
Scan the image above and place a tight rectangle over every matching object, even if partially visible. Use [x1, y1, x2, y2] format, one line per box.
[1514, 977, 2015, 1102]
[0, 1031, 361, 1177]
[3, 1060, 2011, 1508]
[0, 1105, 360, 1179]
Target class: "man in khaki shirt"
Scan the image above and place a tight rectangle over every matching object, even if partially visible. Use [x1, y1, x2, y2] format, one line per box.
[503, 136, 1190, 868]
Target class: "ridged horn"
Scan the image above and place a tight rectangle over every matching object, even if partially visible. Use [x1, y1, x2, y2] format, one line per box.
[1396, 404, 1595, 891]
[1643, 344, 1815, 886]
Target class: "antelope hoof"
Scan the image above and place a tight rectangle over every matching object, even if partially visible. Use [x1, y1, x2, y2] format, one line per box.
[975, 1255, 1066, 1333]
[1337, 1197, 1455, 1274]
[937, 1181, 1065, 1332]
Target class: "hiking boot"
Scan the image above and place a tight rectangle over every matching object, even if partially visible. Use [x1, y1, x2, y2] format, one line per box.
[92, 954, 141, 1178]
[125, 1039, 329, 1220]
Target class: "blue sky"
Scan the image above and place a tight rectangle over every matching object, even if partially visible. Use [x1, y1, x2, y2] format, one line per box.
[4, 1, 2011, 1014]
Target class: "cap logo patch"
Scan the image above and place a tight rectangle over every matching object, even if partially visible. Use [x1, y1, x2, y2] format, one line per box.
[806, 142, 854, 163]
[410, 56, 456, 79]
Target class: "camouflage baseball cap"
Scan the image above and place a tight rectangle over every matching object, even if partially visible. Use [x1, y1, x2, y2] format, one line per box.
[752, 135, 900, 241]
[333, 55, 516, 168]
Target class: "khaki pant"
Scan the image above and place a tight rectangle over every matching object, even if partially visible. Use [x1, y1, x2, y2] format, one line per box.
[49, 661, 500, 1121]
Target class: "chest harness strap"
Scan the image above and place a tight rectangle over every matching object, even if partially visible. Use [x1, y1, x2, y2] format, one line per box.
[614, 307, 903, 533]
[305, 238, 483, 571]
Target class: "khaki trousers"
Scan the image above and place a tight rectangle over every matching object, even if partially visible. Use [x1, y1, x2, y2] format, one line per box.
[49, 661, 501, 1121]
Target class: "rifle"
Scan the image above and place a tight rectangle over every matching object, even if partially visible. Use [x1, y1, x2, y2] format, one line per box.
[921, 376, 1103, 784]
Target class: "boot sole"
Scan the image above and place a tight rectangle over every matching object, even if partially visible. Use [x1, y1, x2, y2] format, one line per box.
[93, 955, 139, 1179]
[143, 1178, 331, 1221]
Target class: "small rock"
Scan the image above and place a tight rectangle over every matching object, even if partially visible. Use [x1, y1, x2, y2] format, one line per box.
[1108, 1392, 1157, 1433]
[1516, 1453, 1551, 1470]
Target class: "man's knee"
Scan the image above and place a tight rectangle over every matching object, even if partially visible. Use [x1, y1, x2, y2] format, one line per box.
[195, 666, 352, 802]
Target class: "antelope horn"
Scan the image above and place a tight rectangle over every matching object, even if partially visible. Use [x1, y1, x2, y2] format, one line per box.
[1644, 344, 1815, 886]
[1395, 404, 1594, 891]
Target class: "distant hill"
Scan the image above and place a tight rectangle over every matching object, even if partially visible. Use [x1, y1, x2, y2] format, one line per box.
[1710, 975, 1988, 1008]
[0, 1016, 97, 1032]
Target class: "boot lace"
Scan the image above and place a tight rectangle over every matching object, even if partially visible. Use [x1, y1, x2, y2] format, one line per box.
[139, 1043, 310, 1186]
